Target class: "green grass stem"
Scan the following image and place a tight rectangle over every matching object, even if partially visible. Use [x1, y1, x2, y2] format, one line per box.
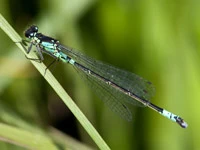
[0, 13, 110, 150]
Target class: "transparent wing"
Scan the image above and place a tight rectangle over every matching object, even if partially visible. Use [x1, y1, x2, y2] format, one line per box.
[58, 44, 155, 105]
[73, 63, 133, 121]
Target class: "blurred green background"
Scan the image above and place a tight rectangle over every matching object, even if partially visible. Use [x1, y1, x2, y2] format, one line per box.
[0, 0, 198, 149]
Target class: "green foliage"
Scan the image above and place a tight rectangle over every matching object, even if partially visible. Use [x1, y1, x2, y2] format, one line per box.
[0, 0, 198, 150]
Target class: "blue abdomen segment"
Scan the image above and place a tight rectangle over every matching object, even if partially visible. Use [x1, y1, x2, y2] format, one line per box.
[59, 52, 75, 65]
[161, 109, 177, 122]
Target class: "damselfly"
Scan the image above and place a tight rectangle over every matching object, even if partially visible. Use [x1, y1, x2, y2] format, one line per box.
[22, 25, 187, 128]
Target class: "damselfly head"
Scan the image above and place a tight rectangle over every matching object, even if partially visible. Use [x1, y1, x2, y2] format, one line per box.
[25, 25, 38, 39]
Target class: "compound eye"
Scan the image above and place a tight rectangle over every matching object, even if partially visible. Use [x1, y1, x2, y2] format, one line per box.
[32, 25, 38, 32]
[25, 32, 30, 38]
[25, 32, 35, 38]
[25, 25, 38, 38]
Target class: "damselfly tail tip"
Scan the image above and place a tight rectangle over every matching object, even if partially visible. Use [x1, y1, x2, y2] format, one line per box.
[180, 121, 188, 128]
[175, 116, 188, 128]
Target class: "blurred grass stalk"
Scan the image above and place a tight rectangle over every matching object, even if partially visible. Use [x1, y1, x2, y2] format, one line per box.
[0, 13, 110, 150]
[0, 123, 57, 150]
